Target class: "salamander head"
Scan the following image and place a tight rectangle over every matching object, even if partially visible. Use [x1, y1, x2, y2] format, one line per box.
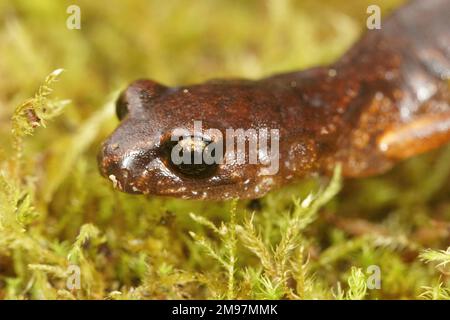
[97, 79, 281, 200]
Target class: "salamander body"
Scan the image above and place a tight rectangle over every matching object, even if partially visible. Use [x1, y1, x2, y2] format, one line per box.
[98, 0, 450, 200]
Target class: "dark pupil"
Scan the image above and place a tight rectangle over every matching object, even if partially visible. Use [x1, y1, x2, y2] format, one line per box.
[165, 137, 218, 178]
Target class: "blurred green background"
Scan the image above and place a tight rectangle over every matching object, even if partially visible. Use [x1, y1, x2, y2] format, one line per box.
[1, 0, 450, 300]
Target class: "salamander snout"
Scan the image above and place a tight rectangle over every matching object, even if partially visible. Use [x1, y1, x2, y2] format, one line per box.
[97, 129, 160, 194]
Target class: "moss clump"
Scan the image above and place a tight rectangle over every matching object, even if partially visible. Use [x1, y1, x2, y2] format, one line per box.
[0, 0, 449, 300]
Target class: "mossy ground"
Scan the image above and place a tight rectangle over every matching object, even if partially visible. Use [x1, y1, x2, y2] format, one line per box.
[0, 0, 449, 300]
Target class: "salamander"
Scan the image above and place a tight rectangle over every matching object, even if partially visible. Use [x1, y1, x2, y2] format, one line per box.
[98, 0, 450, 200]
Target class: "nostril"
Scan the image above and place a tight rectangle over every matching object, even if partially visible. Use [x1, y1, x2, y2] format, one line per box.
[121, 149, 154, 172]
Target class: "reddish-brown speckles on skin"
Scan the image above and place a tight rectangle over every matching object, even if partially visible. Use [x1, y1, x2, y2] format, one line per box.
[98, 0, 450, 200]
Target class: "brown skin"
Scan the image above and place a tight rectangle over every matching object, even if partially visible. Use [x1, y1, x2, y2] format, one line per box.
[98, 0, 450, 200]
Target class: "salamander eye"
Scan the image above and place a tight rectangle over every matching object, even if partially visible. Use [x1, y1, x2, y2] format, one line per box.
[162, 136, 219, 178]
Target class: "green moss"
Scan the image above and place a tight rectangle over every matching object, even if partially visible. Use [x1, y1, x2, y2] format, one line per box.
[0, 0, 449, 300]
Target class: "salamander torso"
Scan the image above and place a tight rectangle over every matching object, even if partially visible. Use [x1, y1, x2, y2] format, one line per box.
[98, 0, 450, 200]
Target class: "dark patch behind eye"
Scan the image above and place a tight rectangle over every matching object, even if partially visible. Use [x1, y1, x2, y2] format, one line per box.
[115, 92, 128, 120]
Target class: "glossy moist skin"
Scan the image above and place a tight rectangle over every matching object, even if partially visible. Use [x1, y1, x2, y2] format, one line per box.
[98, 0, 450, 200]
